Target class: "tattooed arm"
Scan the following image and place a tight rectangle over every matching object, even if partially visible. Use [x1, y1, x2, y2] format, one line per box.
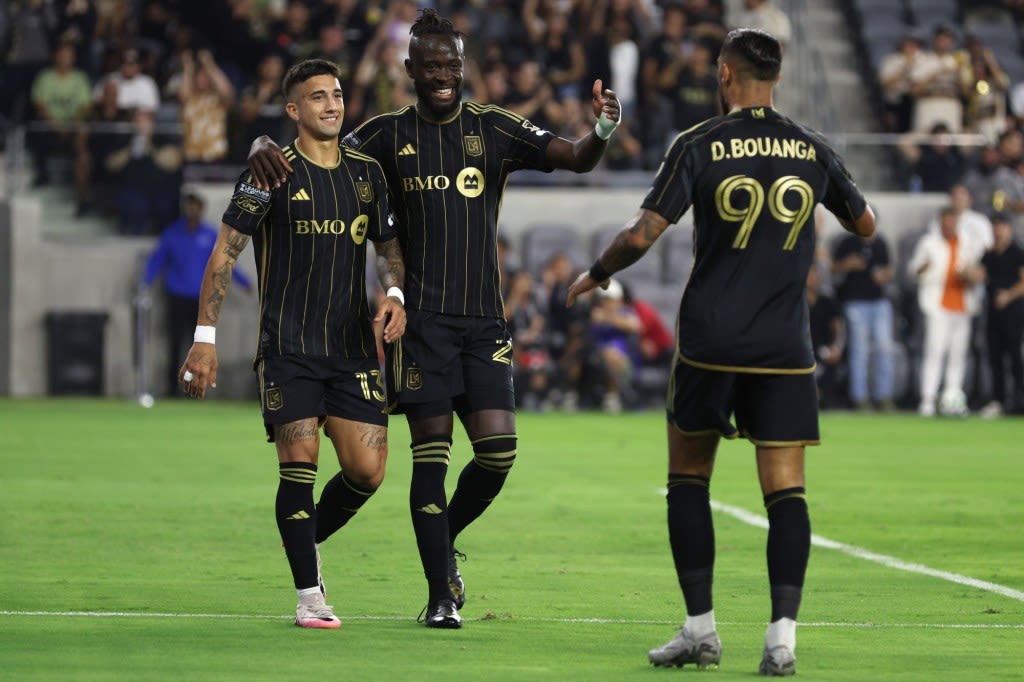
[178, 224, 251, 399]
[371, 237, 407, 344]
[566, 209, 670, 306]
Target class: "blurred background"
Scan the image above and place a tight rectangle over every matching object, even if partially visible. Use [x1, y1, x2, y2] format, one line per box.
[1, 0, 1022, 417]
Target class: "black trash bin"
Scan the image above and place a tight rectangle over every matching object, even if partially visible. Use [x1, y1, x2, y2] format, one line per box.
[45, 312, 110, 396]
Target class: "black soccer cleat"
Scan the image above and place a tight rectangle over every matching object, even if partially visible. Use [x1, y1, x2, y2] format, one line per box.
[420, 598, 462, 629]
[448, 548, 466, 610]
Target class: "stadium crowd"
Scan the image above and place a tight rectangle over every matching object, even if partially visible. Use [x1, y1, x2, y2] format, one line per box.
[2, 0, 1023, 417]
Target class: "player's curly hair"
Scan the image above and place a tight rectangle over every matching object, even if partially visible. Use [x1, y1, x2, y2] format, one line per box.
[409, 8, 462, 40]
[282, 58, 341, 98]
[721, 28, 782, 81]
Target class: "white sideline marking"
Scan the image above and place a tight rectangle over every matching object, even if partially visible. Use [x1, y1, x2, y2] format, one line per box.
[708, 499, 1024, 604]
[0, 611, 1021, 629]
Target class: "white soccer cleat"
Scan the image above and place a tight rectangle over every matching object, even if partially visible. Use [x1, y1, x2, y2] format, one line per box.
[295, 599, 341, 629]
[759, 644, 796, 676]
[648, 628, 722, 669]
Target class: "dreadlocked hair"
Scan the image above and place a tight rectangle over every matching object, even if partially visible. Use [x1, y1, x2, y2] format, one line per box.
[410, 8, 461, 40]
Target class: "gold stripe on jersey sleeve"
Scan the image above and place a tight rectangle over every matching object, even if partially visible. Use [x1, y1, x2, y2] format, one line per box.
[652, 118, 738, 208]
[678, 353, 817, 375]
[464, 101, 524, 124]
[343, 147, 378, 164]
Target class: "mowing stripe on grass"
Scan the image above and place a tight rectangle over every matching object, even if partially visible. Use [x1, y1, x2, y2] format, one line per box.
[1, 611, 1021, 629]
[709, 499, 1024, 603]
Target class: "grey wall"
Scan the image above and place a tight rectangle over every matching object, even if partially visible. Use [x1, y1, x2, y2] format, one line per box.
[0, 188, 947, 398]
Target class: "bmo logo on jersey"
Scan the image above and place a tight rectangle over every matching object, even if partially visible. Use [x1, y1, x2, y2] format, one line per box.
[295, 215, 370, 244]
[401, 167, 485, 199]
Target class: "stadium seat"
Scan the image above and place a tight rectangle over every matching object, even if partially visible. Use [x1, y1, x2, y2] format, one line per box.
[852, 0, 908, 22]
[964, 22, 1020, 52]
[520, 222, 588, 276]
[906, 0, 960, 30]
[661, 226, 695, 286]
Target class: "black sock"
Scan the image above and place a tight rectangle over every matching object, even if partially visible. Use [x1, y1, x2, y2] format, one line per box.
[314, 472, 376, 544]
[409, 436, 452, 603]
[667, 474, 715, 615]
[447, 433, 517, 542]
[765, 487, 811, 621]
[276, 461, 318, 590]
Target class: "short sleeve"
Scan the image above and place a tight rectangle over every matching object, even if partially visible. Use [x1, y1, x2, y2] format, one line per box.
[366, 161, 397, 243]
[222, 172, 273, 235]
[820, 147, 868, 225]
[640, 132, 698, 224]
[483, 106, 555, 172]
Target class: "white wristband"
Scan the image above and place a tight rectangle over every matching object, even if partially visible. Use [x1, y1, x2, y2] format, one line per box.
[194, 325, 216, 345]
[594, 112, 619, 140]
[386, 287, 405, 305]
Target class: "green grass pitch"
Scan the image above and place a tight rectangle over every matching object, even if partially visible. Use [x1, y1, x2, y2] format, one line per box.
[1, 398, 1022, 680]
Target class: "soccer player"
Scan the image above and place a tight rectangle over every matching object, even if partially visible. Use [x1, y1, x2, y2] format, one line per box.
[178, 59, 407, 629]
[248, 9, 621, 628]
[567, 29, 875, 675]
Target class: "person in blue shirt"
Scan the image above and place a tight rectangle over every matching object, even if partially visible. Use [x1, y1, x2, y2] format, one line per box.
[142, 191, 252, 396]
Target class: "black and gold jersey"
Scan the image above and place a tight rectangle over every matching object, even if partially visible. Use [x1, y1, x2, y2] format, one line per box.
[222, 142, 396, 361]
[643, 106, 867, 373]
[342, 102, 555, 317]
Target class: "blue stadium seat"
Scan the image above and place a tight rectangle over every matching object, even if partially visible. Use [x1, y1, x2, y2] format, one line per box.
[964, 22, 1020, 52]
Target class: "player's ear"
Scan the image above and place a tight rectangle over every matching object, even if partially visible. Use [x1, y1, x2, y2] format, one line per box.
[404, 57, 414, 79]
[285, 101, 299, 123]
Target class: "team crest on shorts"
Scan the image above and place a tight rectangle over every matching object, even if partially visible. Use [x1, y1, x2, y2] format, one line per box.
[265, 387, 283, 411]
[464, 135, 482, 156]
[406, 368, 422, 390]
[356, 181, 373, 203]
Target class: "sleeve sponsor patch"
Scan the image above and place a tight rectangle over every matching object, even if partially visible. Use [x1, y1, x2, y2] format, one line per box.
[237, 182, 271, 202]
[234, 196, 264, 214]
[342, 132, 361, 149]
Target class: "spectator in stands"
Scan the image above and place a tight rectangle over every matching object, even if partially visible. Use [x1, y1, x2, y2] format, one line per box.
[909, 206, 987, 416]
[623, 283, 674, 367]
[831, 224, 896, 411]
[639, 3, 691, 168]
[943, 183, 995, 252]
[505, 270, 552, 411]
[95, 48, 161, 119]
[104, 107, 183, 235]
[996, 127, 1023, 168]
[672, 38, 719, 134]
[605, 14, 640, 121]
[589, 278, 641, 413]
[979, 214, 1024, 417]
[961, 35, 1010, 145]
[237, 53, 289, 158]
[543, 252, 590, 411]
[962, 145, 1017, 217]
[267, 0, 318, 66]
[346, 36, 415, 124]
[29, 41, 92, 189]
[897, 122, 968, 192]
[502, 59, 566, 135]
[56, 0, 98, 72]
[141, 191, 252, 397]
[879, 32, 923, 133]
[523, 2, 586, 104]
[909, 24, 966, 134]
[1, 0, 58, 124]
[806, 263, 846, 409]
[178, 49, 234, 163]
[728, 0, 791, 49]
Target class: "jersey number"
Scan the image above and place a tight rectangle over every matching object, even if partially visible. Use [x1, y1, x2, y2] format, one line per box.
[355, 370, 386, 402]
[714, 175, 813, 250]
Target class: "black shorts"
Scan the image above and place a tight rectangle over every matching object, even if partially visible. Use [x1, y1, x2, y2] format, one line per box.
[255, 354, 388, 442]
[666, 357, 820, 446]
[385, 310, 515, 416]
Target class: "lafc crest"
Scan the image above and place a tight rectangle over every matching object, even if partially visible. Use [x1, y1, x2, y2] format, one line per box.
[265, 387, 283, 411]
[356, 181, 373, 203]
[406, 367, 422, 390]
[464, 135, 482, 157]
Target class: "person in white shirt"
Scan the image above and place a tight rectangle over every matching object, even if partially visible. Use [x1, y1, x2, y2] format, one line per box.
[728, 0, 792, 48]
[94, 48, 160, 116]
[909, 206, 986, 416]
[879, 33, 923, 132]
[909, 25, 966, 133]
